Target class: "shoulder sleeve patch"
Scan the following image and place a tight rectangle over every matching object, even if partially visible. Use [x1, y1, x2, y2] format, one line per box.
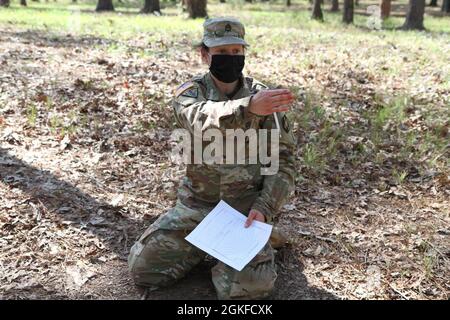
[181, 87, 198, 98]
[175, 82, 196, 97]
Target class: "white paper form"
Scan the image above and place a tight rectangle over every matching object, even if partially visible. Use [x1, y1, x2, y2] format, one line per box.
[185, 200, 273, 271]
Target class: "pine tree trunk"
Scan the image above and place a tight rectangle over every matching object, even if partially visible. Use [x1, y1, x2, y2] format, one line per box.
[96, 0, 115, 11]
[331, 0, 339, 11]
[186, 0, 207, 18]
[442, 0, 450, 12]
[21, 0, 27, 5]
[428, 0, 437, 6]
[381, 0, 391, 19]
[141, 0, 160, 13]
[402, 0, 425, 29]
[0, 0, 10, 7]
[312, 0, 324, 20]
[286, 0, 291, 6]
[343, 0, 354, 23]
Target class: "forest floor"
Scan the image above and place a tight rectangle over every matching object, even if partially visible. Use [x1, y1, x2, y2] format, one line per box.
[0, 1, 449, 300]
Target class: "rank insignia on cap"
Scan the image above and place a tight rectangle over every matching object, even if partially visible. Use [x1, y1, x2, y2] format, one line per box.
[282, 114, 290, 132]
[181, 87, 198, 98]
[225, 23, 231, 32]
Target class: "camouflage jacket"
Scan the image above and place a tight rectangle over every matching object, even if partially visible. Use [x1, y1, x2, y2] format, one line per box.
[172, 72, 296, 222]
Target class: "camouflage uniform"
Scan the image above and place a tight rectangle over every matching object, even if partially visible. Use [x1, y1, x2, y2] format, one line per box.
[128, 17, 296, 300]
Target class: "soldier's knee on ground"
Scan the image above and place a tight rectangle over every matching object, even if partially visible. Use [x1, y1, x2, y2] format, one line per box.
[128, 229, 205, 288]
[270, 226, 288, 249]
[211, 244, 277, 299]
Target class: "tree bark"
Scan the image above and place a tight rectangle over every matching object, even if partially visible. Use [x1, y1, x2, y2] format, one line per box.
[219, 0, 225, 3]
[331, 0, 339, 11]
[442, 0, 450, 12]
[96, 0, 115, 12]
[186, 0, 207, 18]
[141, 0, 161, 13]
[0, 0, 10, 7]
[343, 0, 354, 23]
[312, 0, 324, 20]
[21, 0, 27, 5]
[402, 0, 425, 30]
[381, 0, 391, 19]
[428, 0, 437, 6]
[286, 0, 291, 6]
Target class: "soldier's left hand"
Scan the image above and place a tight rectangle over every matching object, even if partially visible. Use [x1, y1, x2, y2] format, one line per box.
[244, 209, 266, 228]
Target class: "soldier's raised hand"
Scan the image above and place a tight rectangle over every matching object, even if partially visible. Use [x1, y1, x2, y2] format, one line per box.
[248, 89, 294, 116]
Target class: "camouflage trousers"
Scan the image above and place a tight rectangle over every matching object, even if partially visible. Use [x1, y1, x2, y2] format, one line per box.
[128, 200, 277, 300]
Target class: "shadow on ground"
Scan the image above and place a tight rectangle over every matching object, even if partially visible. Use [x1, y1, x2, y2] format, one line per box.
[0, 146, 336, 299]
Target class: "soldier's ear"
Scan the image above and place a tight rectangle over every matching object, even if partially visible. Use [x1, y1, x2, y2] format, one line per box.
[200, 47, 210, 66]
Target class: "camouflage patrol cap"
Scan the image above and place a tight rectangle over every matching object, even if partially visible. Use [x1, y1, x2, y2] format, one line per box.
[202, 17, 249, 48]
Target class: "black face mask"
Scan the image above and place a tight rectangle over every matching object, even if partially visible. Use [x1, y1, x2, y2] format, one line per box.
[209, 54, 245, 83]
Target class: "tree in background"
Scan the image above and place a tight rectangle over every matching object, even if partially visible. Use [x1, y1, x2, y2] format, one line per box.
[343, 0, 354, 23]
[331, 0, 339, 12]
[381, 0, 391, 19]
[442, 0, 450, 12]
[21, 0, 27, 5]
[312, 0, 324, 20]
[96, 0, 115, 11]
[0, 0, 10, 7]
[186, 0, 207, 18]
[428, 0, 438, 6]
[402, 0, 425, 30]
[286, 0, 291, 7]
[141, 0, 161, 13]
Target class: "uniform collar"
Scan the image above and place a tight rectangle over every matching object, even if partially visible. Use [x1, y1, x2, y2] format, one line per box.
[204, 72, 250, 101]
